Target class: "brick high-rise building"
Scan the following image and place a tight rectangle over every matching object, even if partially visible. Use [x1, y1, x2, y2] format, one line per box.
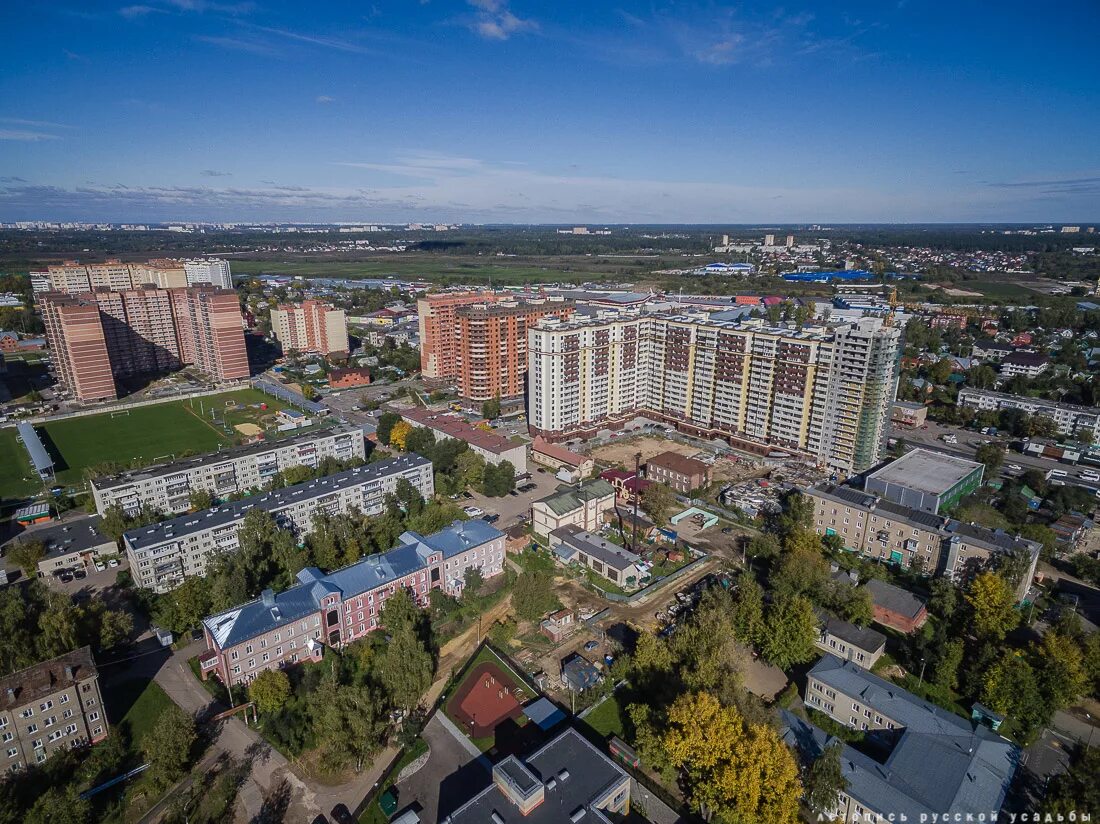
[416, 291, 572, 403]
[39, 286, 249, 402]
[33, 258, 232, 294]
[454, 301, 574, 402]
[269, 300, 349, 357]
[417, 291, 502, 380]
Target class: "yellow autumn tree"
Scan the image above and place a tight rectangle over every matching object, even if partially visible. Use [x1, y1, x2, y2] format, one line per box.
[965, 571, 1019, 639]
[388, 420, 413, 450]
[662, 692, 801, 824]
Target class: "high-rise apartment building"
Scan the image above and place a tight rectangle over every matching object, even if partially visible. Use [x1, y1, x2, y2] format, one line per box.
[454, 300, 573, 402]
[269, 300, 349, 357]
[182, 258, 233, 289]
[39, 286, 249, 402]
[417, 290, 502, 379]
[32, 258, 234, 294]
[529, 314, 901, 475]
[417, 291, 572, 402]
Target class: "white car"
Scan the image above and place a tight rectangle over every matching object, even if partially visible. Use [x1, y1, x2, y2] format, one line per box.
[462, 505, 484, 518]
[108, 559, 119, 568]
[94, 561, 105, 572]
[1081, 470, 1100, 482]
[1007, 464, 1023, 472]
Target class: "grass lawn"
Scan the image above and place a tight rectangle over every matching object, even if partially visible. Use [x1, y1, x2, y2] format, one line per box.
[37, 388, 300, 486]
[582, 695, 625, 740]
[107, 679, 174, 753]
[0, 426, 40, 501]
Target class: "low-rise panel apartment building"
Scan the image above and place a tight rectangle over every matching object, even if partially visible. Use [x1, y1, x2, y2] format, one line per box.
[783, 655, 1017, 822]
[806, 483, 1040, 601]
[124, 455, 433, 593]
[0, 647, 107, 773]
[957, 387, 1100, 440]
[199, 520, 504, 686]
[91, 426, 366, 515]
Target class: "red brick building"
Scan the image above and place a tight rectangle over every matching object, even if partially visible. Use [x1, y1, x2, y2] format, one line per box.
[645, 451, 710, 494]
[328, 367, 372, 389]
[865, 579, 928, 634]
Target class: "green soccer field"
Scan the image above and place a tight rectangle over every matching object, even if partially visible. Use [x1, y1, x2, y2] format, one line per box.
[35, 388, 297, 488]
[0, 427, 39, 501]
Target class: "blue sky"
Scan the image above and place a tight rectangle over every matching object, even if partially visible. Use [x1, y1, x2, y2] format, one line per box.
[1, 1, 1098, 223]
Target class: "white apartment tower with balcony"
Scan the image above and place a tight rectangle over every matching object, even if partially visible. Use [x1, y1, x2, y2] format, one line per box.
[529, 314, 900, 475]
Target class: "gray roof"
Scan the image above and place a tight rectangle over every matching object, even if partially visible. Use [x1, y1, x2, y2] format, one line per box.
[4, 515, 114, 560]
[445, 727, 628, 824]
[785, 657, 1018, 819]
[535, 479, 614, 517]
[865, 579, 926, 620]
[203, 518, 503, 650]
[16, 422, 53, 474]
[91, 425, 362, 491]
[818, 611, 886, 655]
[550, 524, 641, 572]
[124, 454, 430, 549]
[866, 449, 983, 496]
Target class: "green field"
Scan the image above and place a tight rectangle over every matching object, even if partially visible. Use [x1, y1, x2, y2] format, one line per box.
[35, 388, 296, 487]
[107, 679, 175, 750]
[962, 281, 1036, 300]
[582, 695, 625, 740]
[0, 427, 39, 501]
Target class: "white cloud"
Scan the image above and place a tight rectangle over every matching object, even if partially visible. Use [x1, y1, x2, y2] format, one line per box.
[316, 95, 336, 104]
[467, 0, 535, 41]
[0, 129, 62, 142]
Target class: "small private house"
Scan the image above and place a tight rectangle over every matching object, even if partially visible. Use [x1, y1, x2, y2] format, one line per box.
[541, 608, 576, 643]
[531, 479, 615, 538]
[327, 367, 371, 389]
[814, 611, 887, 669]
[548, 524, 646, 589]
[561, 654, 602, 692]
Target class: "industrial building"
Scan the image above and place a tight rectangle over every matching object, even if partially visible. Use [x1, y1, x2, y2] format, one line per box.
[864, 448, 984, 515]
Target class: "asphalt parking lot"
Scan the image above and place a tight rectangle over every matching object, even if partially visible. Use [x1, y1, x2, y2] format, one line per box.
[461, 468, 564, 528]
[391, 714, 489, 823]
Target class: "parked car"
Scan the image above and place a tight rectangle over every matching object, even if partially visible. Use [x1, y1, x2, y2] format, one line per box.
[94, 560, 105, 572]
[108, 559, 120, 568]
[463, 505, 485, 517]
[72, 569, 87, 580]
[518, 483, 537, 493]
[584, 640, 600, 652]
[1007, 464, 1023, 472]
[481, 513, 500, 524]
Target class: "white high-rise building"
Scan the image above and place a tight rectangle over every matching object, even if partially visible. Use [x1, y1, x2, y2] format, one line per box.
[528, 314, 901, 475]
[183, 258, 233, 289]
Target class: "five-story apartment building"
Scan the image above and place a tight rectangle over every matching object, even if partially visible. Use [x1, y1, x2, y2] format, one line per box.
[91, 426, 367, 515]
[124, 455, 433, 592]
[0, 647, 107, 774]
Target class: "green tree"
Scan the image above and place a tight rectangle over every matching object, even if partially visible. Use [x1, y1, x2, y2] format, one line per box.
[762, 595, 818, 670]
[928, 357, 954, 385]
[188, 488, 215, 511]
[462, 567, 484, 600]
[806, 742, 847, 815]
[154, 575, 215, 634]
[975, 443, 1005, 474]
[405, 426, 436, 458]
[981, 651, 1048, 740]
[27, 785, 91, 824]
[375, 412, 400, 445]
[379, 623, 434, 712]
[641, 482, 676, 524]
[5, 540, 45, 578]
[731, 573, 765, 647]
[745, 533, 781, 563]
[481, 460, 516, 497]
[481, 395, 502, 420]
[1036, 632, 1087, 710]
[1028, 415, 1059, 438]
[1044, 745, 1100, 817]
[967, 364, 998, 389]
[99, 504, 129, 543]
[932, 639, 964, 691]
[38, 593, 81, 658]
[312, 678, 388, 772]
[249, 669, 291, 715]
[143, 705, 197, 790]
[97, 609, 133, 649]
[454, 450, 486, 490]
[513, 571, 558, 620]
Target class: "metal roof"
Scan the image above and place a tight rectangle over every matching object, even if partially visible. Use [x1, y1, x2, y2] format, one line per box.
[16, 421, 53, 475]
[535, 479, 614, 517]
[866, 448, 983, 496]
[203, 518, 503, 650]
[865, 579, 927, 620]
[124, 454, 430, 548]
[550, 524, 642, 572]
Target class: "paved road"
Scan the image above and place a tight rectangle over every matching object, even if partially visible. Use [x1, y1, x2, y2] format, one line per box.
[393, 714, 490, 823]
